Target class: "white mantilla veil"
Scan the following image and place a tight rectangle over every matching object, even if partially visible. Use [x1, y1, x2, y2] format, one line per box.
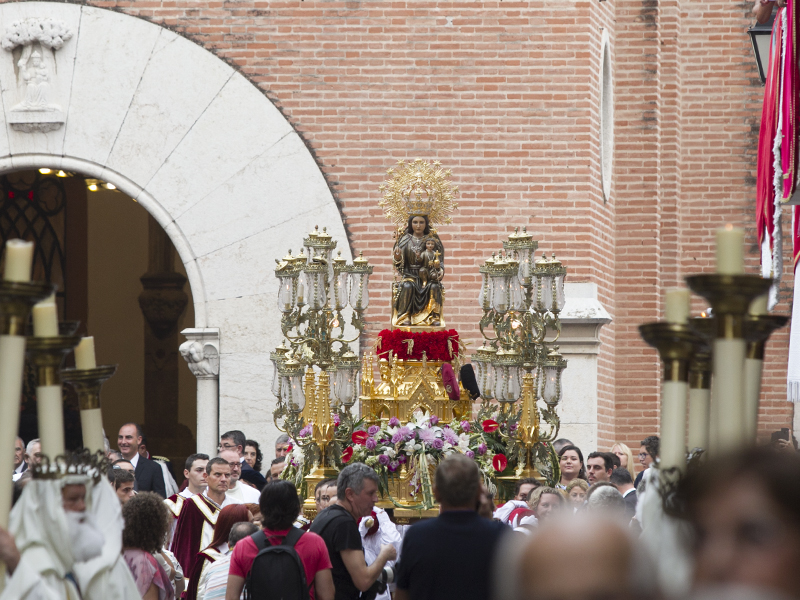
[0, 478, 81, 600]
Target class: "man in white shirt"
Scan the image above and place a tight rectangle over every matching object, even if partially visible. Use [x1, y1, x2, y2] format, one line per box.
[219, 450, 260, 504]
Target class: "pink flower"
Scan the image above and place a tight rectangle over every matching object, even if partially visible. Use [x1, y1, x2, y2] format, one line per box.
[299, 425, 312, 438]
[466, 450, 475, 459]
[460, 421, 471, 433]
[365, 438, 377, 450]
[443, 429, 459, 445]
[431, 438, 444, 450]
[378, 454, 390, 466]
[477, 443, 487, 456]
[367, 425, 380, 435]
[429, 415, 439, 425]
[418, 428, 437, 444]
[333, 414, 341, 427]
[388, 417, 400, 427]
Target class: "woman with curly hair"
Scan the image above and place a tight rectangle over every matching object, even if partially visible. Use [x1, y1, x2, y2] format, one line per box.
[185, 503, 252, 600]
[244, 439, 263, 473]
[122, 492, 175, 600]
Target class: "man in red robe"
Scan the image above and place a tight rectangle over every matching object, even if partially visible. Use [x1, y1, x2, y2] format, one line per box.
[170, 456, 240, 575]
[164, 453, 209, 546]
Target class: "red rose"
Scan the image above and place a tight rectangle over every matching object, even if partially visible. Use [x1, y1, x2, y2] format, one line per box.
[286, 444, 293, 453]
[341, 446, 354, 463]
[492, 453, 508, 472]
[482, 419, 500, 433]
[352, 431, 368, 445]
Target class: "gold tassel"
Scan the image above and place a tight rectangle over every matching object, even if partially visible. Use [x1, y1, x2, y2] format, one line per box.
[403, 339, 414, 356]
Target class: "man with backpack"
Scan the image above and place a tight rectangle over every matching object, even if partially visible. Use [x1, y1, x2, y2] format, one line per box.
[226, 480, 334, 600]
[310, 463, 397, 600]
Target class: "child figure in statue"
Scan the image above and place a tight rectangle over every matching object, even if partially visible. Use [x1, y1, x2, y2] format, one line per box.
[418, 237, 440, 286]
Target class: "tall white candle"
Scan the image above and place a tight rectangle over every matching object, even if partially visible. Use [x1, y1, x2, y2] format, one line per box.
[80, 408, 105, 454]
[713, 338, 747, 452]
[75, 337, 97, 370]
[687, 388, 711, 451]
[665, 288, 690, 324]
[716, 225, 745, 275]
[660, 381, 688, 471]
[3, 239, 34, 282]
[32, 294, 58, 337]
[743, 357, 763, 444]
[37, 384, 65, 458]
[0, 336, 27, 529]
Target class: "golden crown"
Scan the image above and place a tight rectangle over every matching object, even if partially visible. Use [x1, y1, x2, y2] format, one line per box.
[31, 449, 110, 484]
[379, 159, 459, 229]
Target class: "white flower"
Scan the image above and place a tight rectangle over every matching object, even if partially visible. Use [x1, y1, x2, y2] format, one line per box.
[385, 448, 397, 459]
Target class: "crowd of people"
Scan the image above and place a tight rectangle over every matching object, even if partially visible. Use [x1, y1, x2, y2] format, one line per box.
[3, 425, 800, 600]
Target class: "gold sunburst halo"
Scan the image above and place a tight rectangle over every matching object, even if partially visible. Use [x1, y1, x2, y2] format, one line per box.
[378, 158, 459, 229]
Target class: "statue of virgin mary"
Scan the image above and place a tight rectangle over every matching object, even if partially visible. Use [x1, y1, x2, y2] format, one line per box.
[379, 159, 459, 329]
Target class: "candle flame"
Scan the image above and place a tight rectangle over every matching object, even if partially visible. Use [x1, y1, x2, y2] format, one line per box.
[725, 223, 733, 231]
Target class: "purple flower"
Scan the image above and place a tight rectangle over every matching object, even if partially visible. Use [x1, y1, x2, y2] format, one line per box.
[477, 443, 487, 456]
[368, 425, 380, 435]
[299, 425, 312, 438]
[509, 423, 518, 434]
[333, 414, 341, 426]
[443, 429, 459, 445]
[379, 438, 389, 444]
[466, 450, 475, 459]
[460, 421, 471, 433]
[388, 461, 399, 472]
[431, 438, 444, 450]
[398, 455, 407, 464]
[388, 417, 400, 427]
[378, 454, 390, 466]
[430, 415, 439, 426]
[365, 438, 377, 450]
[391, 432, 403, 444]
[418, 428, 437, 444]
[396, 426, 413, 442]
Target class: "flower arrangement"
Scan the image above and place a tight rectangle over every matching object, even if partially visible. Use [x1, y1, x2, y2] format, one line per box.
[376, 329, 460, 362]
[340, 402, 559, 507]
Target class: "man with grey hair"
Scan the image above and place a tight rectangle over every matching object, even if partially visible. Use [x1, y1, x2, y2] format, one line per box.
[12, 437, 26, 481]
[396, 454, 506, 600]
[310, 463, 396, 600]
[275, 433, 292, 458]
[586, 482, 626, 517]
[219, 429, 266, 489]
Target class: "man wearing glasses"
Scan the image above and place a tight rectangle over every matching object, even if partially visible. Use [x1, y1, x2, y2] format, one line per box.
[635, 435, 660, 488]
[219, 449, 261, 503]
[219, 430, 267, 490]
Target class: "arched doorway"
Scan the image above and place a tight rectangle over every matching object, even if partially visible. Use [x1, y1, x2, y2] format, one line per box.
[0, 2, 348, 457]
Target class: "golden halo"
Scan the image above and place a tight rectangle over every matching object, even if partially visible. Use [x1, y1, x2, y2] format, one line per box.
[378, 158, 459, 229]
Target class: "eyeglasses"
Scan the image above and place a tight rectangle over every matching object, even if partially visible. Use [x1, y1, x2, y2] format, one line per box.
[218, 443, 237, 450]
[227, 461, 241, 470]
[638, 453, 649, 459]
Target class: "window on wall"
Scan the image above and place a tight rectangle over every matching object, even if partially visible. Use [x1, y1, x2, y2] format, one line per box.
[599, 31, 614, 202]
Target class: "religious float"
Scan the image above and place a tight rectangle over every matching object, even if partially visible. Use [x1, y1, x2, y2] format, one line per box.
[270, 159, 571, 518]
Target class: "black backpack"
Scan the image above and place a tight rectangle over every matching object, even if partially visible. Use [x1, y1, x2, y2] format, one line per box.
[245, 527, 309, 600]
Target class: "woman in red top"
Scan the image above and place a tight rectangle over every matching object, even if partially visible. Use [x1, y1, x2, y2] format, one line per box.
[186, 504, 251, 600]
[227, 481, 334, 600]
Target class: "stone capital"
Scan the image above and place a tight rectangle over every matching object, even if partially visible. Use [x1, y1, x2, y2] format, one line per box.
[180, 328, 220, 379]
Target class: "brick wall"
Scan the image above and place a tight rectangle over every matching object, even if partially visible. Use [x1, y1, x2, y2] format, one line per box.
[55, 0, 794, 448]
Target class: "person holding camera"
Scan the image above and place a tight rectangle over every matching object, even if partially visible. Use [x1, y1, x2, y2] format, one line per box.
[310, 463, 397, 600]
[395, 454, 507, 600]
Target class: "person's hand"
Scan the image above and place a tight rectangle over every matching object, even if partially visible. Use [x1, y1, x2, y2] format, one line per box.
[379, 544, 397, 562]
[0, 526, 21, 575]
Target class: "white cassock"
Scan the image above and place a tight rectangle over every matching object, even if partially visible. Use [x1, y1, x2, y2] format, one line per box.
[357, 507, 403, 600]
[0, 477, 140, 600]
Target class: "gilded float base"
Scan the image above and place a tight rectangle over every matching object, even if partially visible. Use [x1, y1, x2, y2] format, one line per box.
[303, 464, 340, 519]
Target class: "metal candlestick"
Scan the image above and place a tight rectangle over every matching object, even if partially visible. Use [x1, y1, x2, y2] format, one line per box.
[61, 365, 117, 453]
[26, 334, 82, 458]
[686, 275, 772, 452]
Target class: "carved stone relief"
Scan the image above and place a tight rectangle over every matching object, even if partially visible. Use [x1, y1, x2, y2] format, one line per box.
[1, 18, 73, 132]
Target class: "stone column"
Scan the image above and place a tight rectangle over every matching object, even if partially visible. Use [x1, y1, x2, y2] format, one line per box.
[556, 282, 612, 452]
[179, 328, 219, 456]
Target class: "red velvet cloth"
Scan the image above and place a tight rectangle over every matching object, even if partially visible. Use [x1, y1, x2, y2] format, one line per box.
[783, 0, 799, 201]
[376, 329, 460, 362]
[170, 494, 220, 577]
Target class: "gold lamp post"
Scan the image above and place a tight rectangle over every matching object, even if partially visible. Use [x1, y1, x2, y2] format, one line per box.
[474, 227, 568, 486]
[271, 227, 372, 512]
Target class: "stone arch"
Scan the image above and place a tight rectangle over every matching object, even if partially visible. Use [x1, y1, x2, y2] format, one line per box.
[0, 2, 349, 454]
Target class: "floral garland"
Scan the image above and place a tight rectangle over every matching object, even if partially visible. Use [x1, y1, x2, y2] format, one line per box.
[376, 329, 460, 362]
